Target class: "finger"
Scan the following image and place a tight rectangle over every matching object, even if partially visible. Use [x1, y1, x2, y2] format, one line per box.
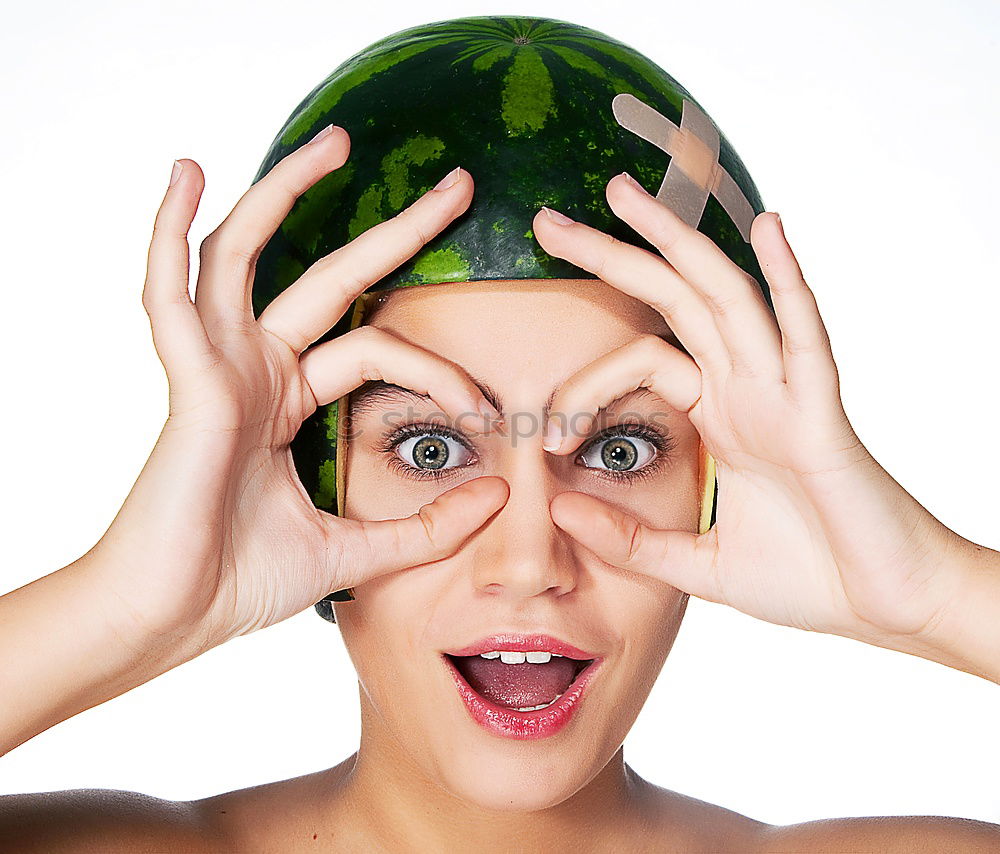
[142, 159, 219, 390]
[531, 206, 731, 379]
[549, 491, 720, 602]
[257, 166, 474, 355]
[751, 213, 841, 409]
[606, 173, 786, 382]
[299, 325, 503, 427]
[332, 475, 510, 580]
[542, 334, 702, 455]
[195, 125, 352, 330]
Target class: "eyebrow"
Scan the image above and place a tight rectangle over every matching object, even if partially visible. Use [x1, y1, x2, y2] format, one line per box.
[348, 376, 527, 421]
[346, 332, 681, 421]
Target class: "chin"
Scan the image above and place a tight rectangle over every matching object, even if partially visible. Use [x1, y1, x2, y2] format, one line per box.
[430, 739, 610, 812]
[351, 634, 652, 814]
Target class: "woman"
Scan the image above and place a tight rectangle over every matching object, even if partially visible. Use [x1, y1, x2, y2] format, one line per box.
[3, 17, 1000, 852]
[2, 130, 1000, 854]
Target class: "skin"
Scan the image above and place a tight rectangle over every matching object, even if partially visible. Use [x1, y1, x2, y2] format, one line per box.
[2, 126, 1000, 852]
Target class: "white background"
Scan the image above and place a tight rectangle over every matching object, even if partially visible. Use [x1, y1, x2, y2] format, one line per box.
[2, 0, 998, 828]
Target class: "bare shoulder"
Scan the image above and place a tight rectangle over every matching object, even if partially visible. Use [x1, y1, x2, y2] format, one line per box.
[637, 783, 769, 851]
[0, 760, 353, 854]
[190, 757, 356, 849]
[641, 784, 1000, 854]
[0, 787, 225, 853]
[752, 814, 1000, 853]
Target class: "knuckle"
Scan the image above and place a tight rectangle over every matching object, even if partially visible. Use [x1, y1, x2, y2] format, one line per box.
[624, 517, 644, 564]
[348, 329, 385, 382]
[784, 335, 819, 358]
[198, 231, 218, 259]
[729, 354, 758, 379]
[356, 359, 382, 383]
[744, 273, 771, 306]
[649, 219, 684, 254]
[705, 288, 741, 316]
[650, 223, 679, 254]
[323, 524, 350, 578]
[601, 232, 626, 253]
[742, 270, 765, 292]
[149, 221, 176, 245]
[592, 235, 622, 280]
[652, 292, 681, 319]
[346, 324, 385, 350]
[331, 271, 368, 306]
[416, 501, 438, 546]
[636, 333, 668, 359]
[400, 208, 435, 248]
[198, 228, 259, 267]
[384, 209, 434, 261]
[234, 244, 261, 266]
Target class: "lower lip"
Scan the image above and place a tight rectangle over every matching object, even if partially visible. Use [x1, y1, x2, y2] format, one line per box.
[442, 655, 603, 740]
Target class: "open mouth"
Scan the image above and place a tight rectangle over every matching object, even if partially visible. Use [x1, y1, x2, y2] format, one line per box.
[441, 646, 602, 739]
[444, 651, 594, 712]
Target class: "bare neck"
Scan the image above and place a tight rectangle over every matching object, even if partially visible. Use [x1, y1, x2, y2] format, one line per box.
[310, 696, 660, 853]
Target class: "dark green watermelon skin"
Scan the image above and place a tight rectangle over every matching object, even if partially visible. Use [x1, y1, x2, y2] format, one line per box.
[250, 15, 770, 522]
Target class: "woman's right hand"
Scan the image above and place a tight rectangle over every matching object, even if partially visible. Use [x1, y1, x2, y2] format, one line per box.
[95, 126, 508, 654]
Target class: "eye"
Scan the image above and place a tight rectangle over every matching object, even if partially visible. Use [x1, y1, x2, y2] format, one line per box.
[577, 428, 661, 476]
[579, 435, 656, 472]
[393, 429, 474, 473]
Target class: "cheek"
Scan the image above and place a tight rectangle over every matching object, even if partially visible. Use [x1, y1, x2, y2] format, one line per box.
[604, 580, 688, 716]
[334, 580, 427, 720]
[334, 555, 447, 670]
[599, 571, 688, 648]
[341, 434, 421, 520]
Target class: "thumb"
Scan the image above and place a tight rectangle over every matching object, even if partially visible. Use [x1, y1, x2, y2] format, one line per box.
[549, 491, 719, 601]
[328, 476, 510, 583]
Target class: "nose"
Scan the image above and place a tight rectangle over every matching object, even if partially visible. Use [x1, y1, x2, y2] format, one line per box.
[469, 438, 580, 602]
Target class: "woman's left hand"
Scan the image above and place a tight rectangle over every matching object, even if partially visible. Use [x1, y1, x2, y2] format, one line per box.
[531, 173, 983, 672]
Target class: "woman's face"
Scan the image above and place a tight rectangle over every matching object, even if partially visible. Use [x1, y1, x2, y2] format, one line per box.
[335, 278, 703, 811]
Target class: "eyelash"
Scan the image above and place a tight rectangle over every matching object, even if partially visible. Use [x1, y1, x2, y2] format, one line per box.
[376, 421, 675, 485]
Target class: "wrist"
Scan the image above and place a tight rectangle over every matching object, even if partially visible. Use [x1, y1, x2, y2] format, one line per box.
[907, 530, 1000, 683]
[0, 548, 211, 756]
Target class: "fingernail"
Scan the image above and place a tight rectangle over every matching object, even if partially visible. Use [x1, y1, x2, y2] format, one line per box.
[542, 206, 574, 226]
[542, 419, 563, 451]
[308, 123, 336, 144]
[774, 212, 784, 235]
[169, 160, 183, 187]
[620, 171, 650, 196]
[433, 167, 462, 192]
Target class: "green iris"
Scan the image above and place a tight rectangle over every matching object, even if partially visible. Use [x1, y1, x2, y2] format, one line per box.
[601, 437, 638, 471]
[412, 436, 449, 469]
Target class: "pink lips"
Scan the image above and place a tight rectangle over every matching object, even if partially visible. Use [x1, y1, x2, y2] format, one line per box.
[442, 633, 599, 660]
[441, 633, 603, 740]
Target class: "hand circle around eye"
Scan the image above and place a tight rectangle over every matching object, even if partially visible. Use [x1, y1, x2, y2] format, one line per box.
[128, 132, 511, 647]
[527, 174, 959, 660]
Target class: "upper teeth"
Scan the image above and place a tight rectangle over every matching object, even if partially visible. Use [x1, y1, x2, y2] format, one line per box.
[479, 650, 563, 664]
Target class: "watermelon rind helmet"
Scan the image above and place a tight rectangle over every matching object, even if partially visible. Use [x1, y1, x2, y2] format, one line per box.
[249, 15, 774, 621]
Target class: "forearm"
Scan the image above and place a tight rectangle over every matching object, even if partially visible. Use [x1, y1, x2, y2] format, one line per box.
[0, 547, 208, 757]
